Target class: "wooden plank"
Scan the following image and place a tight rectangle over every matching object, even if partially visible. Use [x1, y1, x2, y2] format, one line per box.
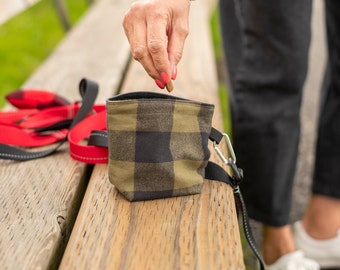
[0, 0, 132, 269]
[60, 1, 245, 269]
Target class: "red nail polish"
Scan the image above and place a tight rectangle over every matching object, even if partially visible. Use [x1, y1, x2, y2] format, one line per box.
[161, 72, 170, 84]
[171, 66, 177, 80]
[155, 79, 165, 89]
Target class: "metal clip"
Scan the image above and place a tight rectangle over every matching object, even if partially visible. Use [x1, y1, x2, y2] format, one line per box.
[213, 133, 236, 166]
[213, 132, 243, 185]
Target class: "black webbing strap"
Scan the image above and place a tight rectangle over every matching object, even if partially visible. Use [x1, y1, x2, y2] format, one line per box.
[0, 78, 98, 161]
[234, 188, 266, 270]
[205, 161, 265, 270]
[207, 128, 265, 269]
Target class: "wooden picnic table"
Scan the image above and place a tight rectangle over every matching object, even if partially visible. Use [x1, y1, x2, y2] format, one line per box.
[0, 0, 245, 269]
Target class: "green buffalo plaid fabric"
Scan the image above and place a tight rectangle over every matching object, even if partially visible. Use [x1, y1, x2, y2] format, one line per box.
[107, 92, 214, 201]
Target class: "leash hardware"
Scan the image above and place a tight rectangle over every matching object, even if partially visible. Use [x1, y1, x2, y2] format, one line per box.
[213, 132, 236, 165]
[213, 133, 243, 186]
[212, 133, 264, 270]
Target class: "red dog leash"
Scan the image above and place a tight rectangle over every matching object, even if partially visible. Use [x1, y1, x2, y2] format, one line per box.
[0, 78, 107, 163]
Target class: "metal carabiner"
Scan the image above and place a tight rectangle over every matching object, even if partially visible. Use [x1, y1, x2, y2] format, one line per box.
[213, 132, 243, 185]
[213, 132, 237, 166]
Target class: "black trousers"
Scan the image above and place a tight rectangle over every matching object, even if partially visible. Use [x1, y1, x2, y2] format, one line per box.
[219, 0, 340, 226]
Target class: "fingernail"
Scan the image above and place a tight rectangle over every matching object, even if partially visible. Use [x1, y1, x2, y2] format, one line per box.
[160, 72, 170, 84]
[155, 79, 165, 89]
[171, 66, 177, 80]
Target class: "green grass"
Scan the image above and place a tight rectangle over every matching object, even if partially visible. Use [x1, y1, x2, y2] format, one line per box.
[209, 7, 231, 135]
[210, 6, 223, 63]
[0, 0, 90, 108]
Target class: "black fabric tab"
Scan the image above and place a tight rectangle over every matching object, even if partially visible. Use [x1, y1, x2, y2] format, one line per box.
[209, 127, 224, 144]
[88, 130, 108, 147]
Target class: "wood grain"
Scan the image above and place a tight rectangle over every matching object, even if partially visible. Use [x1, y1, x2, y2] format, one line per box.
[60, 0, 245, 269]
[0, 0, 132, 268]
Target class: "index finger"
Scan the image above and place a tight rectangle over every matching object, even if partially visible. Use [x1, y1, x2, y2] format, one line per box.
[146, 12, 172, 80]
[123, 5, 160, 79]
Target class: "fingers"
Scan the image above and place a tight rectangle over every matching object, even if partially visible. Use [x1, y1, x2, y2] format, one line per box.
[123, 2, 168, 81]
[131, 23, 160, 79]
[167, 17, 189, 74]
[147, 15, 171, 79]
[123, 0, 190, 90]
[123, 4, 158, 80]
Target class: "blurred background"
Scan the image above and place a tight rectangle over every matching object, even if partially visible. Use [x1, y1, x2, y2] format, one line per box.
[0, 0, 327, 268]
[211, 1, 327, 268]
[0, 0, 93, 107]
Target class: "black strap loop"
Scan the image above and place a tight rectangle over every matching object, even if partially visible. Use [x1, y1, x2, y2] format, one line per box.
[209, 127, 224, 144]
[88, 130, 108, 148]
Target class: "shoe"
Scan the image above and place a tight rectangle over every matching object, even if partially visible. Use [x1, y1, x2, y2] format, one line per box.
[294, 221, 340, 268]
[266, 250, 320, 270]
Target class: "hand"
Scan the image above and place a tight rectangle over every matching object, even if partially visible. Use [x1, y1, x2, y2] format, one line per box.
[123, 0, 190, 90]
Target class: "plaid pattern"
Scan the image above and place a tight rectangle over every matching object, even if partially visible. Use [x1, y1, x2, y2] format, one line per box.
[107, 92, 214, 201]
